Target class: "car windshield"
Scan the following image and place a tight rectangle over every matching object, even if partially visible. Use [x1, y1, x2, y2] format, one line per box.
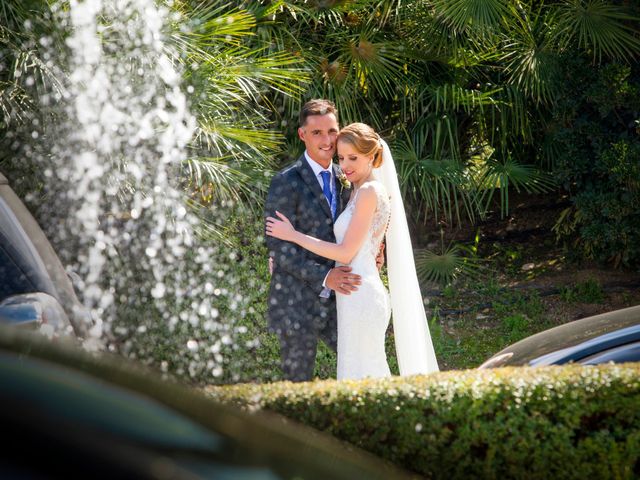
[0, 196, 56, 298]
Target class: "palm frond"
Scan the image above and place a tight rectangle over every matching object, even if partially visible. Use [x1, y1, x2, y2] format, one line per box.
[0, 81, 33, 126]
[431, 0, 514, 34]
[394, 130, 478, 224]
[226, 50, 309, 97]
[177, 45, 308, 105]
[415, 242, 486, 286]
[487, 85, 532, 145]
[160, 0, 311, 227]
[475, 156, 556, 217]
[555, 0, 640, 62]
[0, 0, 41, 32]
[13, 48, 66, 97]
[251, 0, 369, 31]
[407, 112, 462, 162]
[171, 2, 257, 47]
[421, 83, 501, 116]
[197, 120, 280, 151]
[0, 2, 67, 133]
[184, 155, 264, 204]
[500, 9, 562, 104]
[169, 3, 309, 101]
[335, 32, 415, 98]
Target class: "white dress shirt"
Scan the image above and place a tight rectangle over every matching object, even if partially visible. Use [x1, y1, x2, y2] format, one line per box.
[304, 151, 335, 207]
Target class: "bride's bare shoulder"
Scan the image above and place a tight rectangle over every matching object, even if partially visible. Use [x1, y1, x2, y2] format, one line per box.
[352, 183, 378, 208]
[355, 181, 388, 210]
[354, 183, 377, 199]
[361, 180, 388, 198]
[360, 179, 383, 190]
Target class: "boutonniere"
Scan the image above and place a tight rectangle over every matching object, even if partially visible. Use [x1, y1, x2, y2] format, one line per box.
[338, 171, 351, 192]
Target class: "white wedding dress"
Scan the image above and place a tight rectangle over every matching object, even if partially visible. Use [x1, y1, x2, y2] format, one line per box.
[334, 180, 392, 380]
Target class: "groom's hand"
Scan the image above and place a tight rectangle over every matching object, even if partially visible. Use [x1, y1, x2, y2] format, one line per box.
[376, 242, 385, 271]
[326, 266, 361, 295]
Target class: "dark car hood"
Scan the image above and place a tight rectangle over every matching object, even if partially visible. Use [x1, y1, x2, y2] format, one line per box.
[0, 327, 414, 480]
[480, 305, 640, 368]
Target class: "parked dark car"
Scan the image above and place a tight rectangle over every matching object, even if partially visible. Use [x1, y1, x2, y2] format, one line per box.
[0, 327, 412, 479]
[479, 304, 640, 369]
[0, 171, 88, 337]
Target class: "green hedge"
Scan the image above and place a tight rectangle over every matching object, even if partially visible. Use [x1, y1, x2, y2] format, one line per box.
[206, 365, 640, 479]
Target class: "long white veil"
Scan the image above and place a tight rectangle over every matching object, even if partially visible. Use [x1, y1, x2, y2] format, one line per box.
[374, 139, 439, 375]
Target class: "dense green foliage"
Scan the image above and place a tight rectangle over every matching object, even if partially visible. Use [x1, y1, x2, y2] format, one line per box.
[0, 1, 308, 383]
[256, 0, 566, 223]
[245, 0, 640, 269]
[551, 57, 640, 268]
[208, 364, 640, 479]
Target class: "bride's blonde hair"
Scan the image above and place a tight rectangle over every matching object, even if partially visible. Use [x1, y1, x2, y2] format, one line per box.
[338, 123, 384, 168]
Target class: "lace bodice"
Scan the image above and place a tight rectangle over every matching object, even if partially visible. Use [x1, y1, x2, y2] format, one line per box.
[334, 180, 390, 269]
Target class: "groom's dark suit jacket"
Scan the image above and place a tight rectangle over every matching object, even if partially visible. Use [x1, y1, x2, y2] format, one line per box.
[265, 155, 350, 336]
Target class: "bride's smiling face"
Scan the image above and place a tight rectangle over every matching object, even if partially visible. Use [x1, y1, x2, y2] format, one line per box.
[337, 140, 373, 186]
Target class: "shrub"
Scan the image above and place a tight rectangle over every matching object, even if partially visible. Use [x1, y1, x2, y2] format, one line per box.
[550, 58, 640, 268]
[559, 279, 605, 304]
[207, 364, 640, 479]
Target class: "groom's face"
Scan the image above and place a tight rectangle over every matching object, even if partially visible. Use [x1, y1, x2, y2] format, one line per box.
[298, 113, 339, 169]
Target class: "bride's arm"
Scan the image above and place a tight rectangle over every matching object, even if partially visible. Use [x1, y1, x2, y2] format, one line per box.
[266, 185, 377, 264]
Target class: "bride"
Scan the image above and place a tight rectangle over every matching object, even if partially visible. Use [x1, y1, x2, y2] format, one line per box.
[266, 123, 439, 380]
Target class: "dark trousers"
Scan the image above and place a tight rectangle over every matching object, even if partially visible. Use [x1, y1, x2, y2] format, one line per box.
[277, 321, 337, 382]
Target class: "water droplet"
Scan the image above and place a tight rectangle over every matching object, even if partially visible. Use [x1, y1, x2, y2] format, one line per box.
[151, 282, 166, 298]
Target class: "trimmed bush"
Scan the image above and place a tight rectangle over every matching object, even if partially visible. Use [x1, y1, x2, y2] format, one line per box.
[206, 365, 640, 479]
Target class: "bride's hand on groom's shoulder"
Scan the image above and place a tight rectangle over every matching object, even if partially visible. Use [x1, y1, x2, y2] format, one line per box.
[265, 211, 295, 242]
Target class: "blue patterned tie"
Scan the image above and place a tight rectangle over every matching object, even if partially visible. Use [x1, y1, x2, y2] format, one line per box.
[320, 170, 333, 209]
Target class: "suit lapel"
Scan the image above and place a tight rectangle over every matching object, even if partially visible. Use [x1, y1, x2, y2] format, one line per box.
[333, 163, 351, 216]
[296, 155, 333, 220]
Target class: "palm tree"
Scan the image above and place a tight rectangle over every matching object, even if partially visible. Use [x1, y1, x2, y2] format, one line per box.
[164, 1, 310, 216]
[399, 0, 639, 221]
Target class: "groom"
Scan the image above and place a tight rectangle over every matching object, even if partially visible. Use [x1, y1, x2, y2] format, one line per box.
[264, 99, 360, 382]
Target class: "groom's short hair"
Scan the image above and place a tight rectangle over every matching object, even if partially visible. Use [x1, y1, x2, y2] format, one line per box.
[299, 99, 338, 127]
